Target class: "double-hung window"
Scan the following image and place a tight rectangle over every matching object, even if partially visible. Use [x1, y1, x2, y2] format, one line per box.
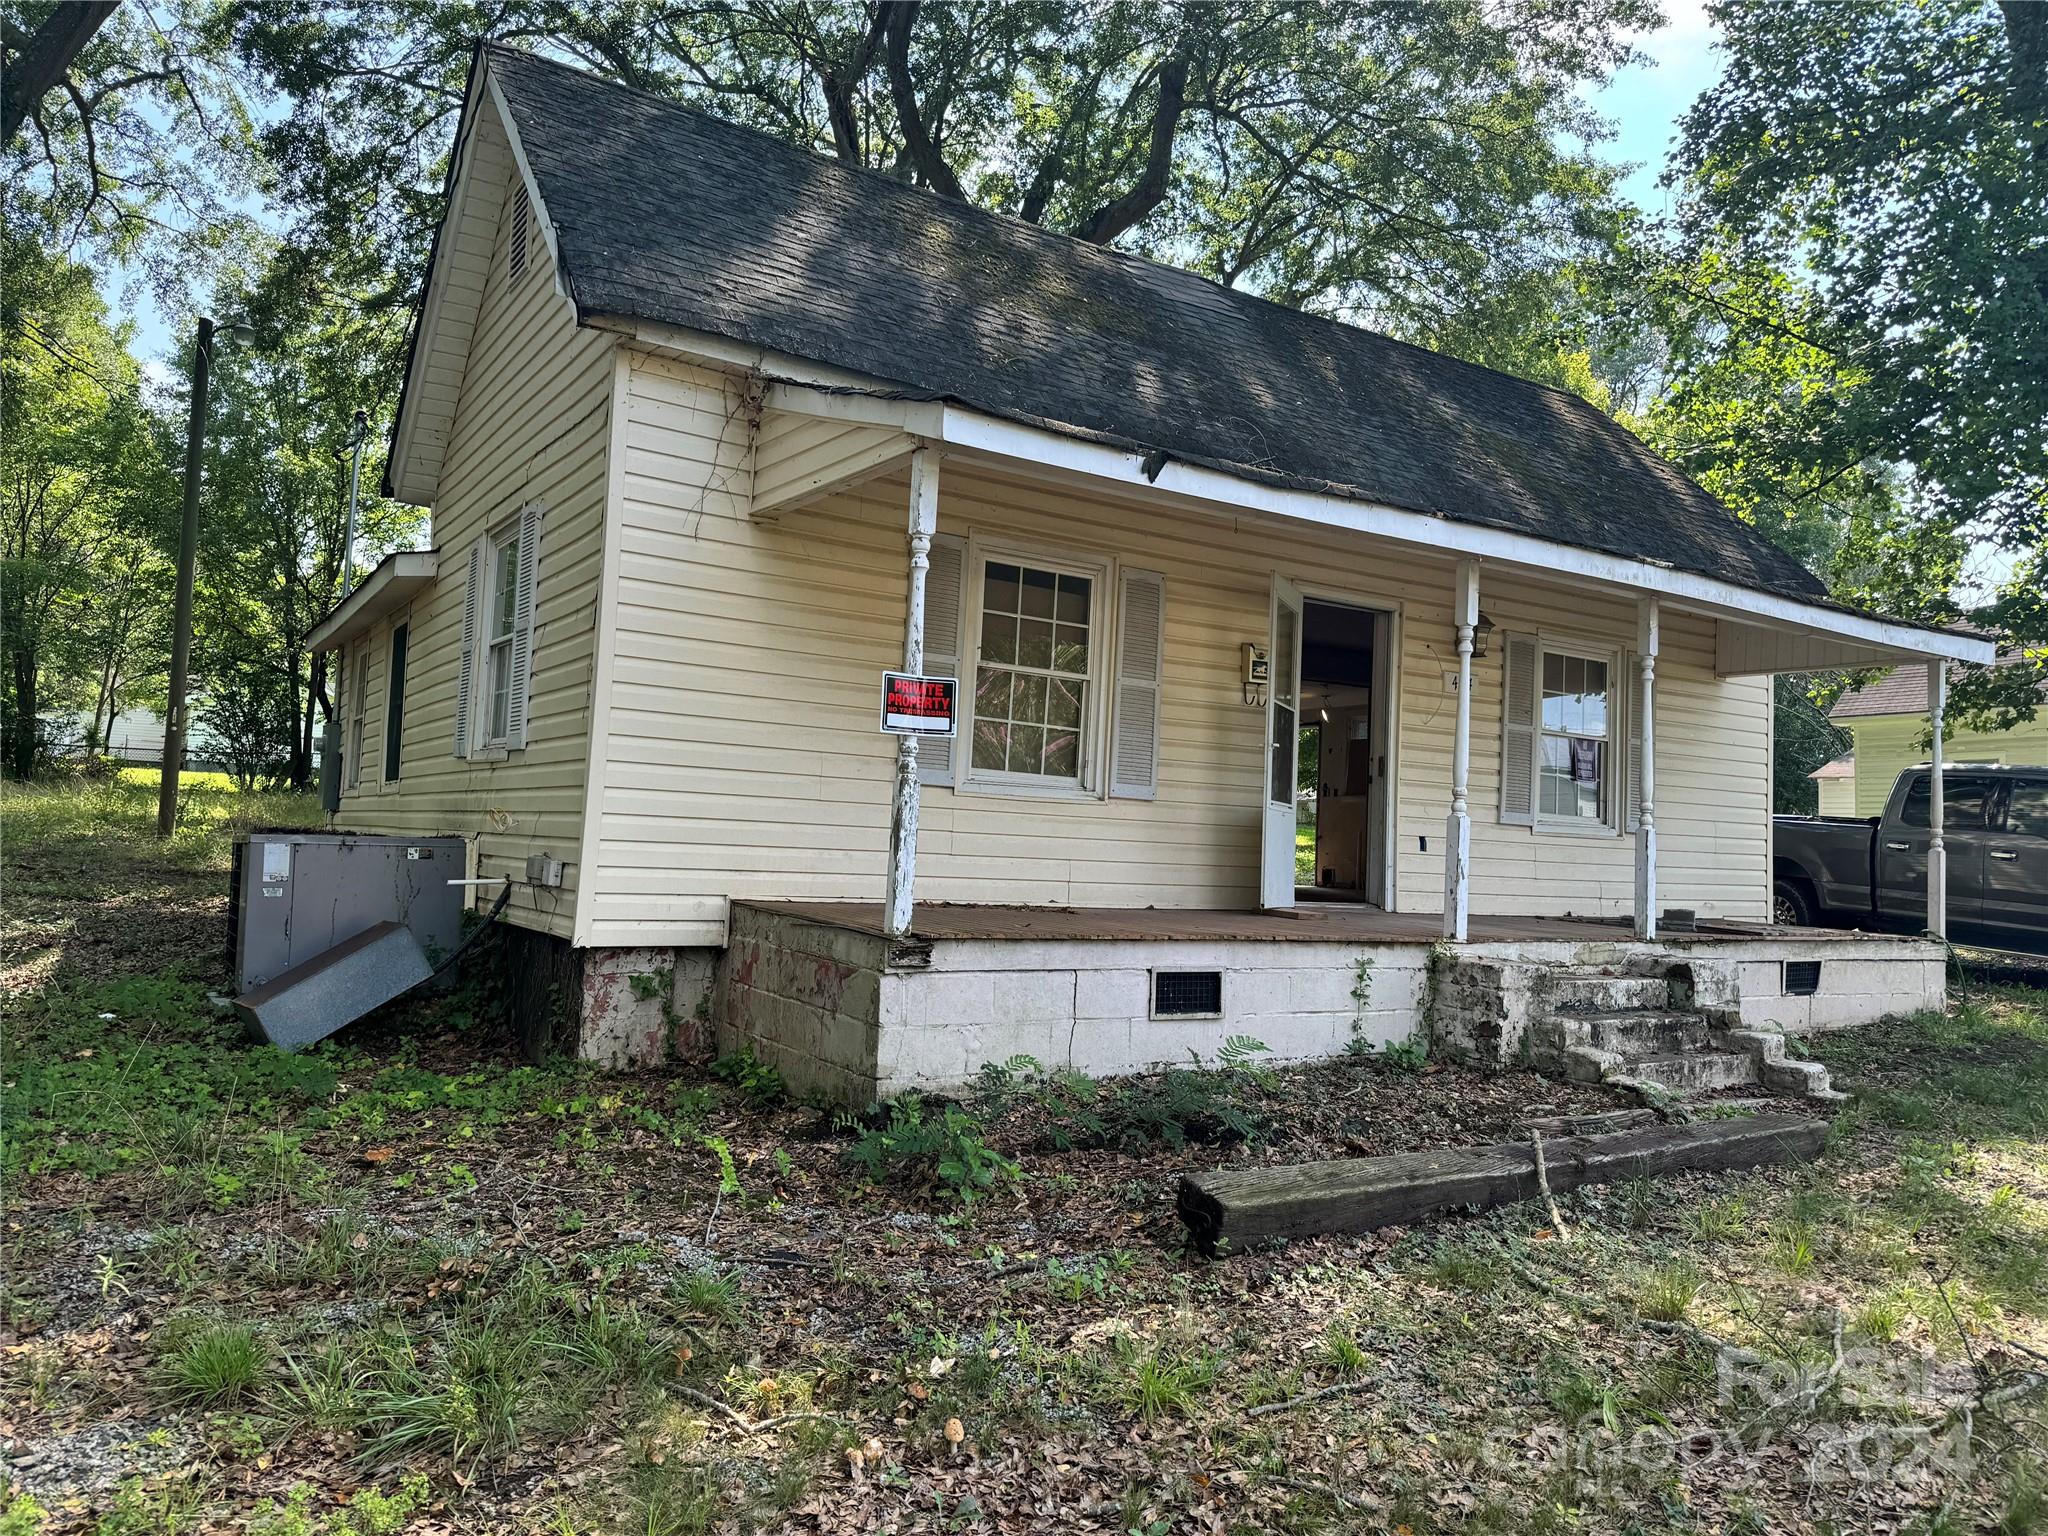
[454, 502, 541, 759]
[484, 527, 521, 746]
[1537, 647, 1613, 827]
[972, 559, 1096, 786]
[1501, 632, 1625, 833]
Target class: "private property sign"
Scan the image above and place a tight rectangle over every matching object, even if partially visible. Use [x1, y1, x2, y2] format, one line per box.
[881, 672, 958, 736]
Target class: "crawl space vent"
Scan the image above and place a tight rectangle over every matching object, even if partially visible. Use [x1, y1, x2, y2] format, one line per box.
[1783, 960, 1822, 997]
[1154, 970, 1222, 1018]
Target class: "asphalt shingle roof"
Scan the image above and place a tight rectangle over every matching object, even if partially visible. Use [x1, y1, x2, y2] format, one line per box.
[489, 45, 1830, 604]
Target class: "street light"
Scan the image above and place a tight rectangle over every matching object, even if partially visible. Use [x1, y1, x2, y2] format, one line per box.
[157, 313, 253, 838]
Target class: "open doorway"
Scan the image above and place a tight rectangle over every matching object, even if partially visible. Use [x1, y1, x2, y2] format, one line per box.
[1296, 597, 1392, 906]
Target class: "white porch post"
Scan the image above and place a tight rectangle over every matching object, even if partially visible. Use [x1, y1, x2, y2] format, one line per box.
[1443, 559, 1479, 940]
[1634, 597, 1659, 940]
[884, 448, 940, 938]
[1927, 659, 1947, 940]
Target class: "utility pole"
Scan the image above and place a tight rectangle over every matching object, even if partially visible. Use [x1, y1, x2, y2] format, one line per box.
[319, 410, 371, 813]
[157, 316, 214, 838]
[157, 313, 250, 836]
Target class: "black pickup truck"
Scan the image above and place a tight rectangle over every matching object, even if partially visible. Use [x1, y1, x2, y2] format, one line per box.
[1773, 765, 2048, 953]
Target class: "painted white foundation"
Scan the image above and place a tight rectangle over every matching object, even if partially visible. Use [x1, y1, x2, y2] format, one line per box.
[713, 904, 1948, 1103]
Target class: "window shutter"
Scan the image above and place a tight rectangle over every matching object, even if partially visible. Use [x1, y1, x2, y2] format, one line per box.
[452, 539, 482, 758]
[1111, 567, 1165, 800]
[1622, 649, 1643, 833]
[1500, 631, 1537, 825]
[505, 503, 543, 748]
[917, 534, 965, 787]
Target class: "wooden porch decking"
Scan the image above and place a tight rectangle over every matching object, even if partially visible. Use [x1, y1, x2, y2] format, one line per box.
[734, 899, 1853, 947]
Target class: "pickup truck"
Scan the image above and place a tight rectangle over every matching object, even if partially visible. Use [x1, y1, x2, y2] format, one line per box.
[1773, 765, 2048, 953]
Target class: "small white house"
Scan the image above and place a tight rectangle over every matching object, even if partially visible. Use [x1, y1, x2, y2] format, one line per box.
[310, 45, 1992, 1102]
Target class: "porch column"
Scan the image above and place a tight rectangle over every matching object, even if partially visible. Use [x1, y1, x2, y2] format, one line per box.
[1443, 559, 1479, 940]
[1634, 598, 1659, 940]
[1927, 659, 1947, 940]
[884, 448, 940, 938]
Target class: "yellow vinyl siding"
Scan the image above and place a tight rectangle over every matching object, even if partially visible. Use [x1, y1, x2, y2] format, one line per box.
[587, 356, 1770, 946]
[1817, 774, 1856, 817]
[333, 111, 615, 940]
[1843, 713, 2048, 817]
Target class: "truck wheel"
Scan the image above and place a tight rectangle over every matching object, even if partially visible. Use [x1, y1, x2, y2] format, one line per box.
[1773, 878, 1818, 928]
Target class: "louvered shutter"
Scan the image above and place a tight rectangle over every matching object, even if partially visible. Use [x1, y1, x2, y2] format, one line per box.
[918, 534, 965, 787]
[505, 503, 543, 748]
[1622, 649, 1643, 833]
[1111, 567, 1165, 800]
[452, 539, 482, 758]
[1500, 631, 1537, 825]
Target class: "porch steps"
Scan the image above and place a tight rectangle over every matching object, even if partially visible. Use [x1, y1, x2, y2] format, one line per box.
[1531, 967, 1844, 1103]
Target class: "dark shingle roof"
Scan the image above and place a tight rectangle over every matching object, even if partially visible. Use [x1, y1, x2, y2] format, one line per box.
[1830, 648, 2041, 718]
[488, 45, 1829, 604]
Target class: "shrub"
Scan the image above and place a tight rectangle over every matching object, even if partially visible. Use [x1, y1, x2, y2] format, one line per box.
[844, 1094, 1019, 1204]
[710, 1047, 784, 1105]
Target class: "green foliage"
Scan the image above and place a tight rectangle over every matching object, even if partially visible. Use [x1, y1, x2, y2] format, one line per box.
[844, 1093, 1020, 1205]
[1637, 1259, 1704, 1323]
[993, 1038, 1276, 1153]
[710, 1047, 784, 1106]
[156, 1319, 267, 1408]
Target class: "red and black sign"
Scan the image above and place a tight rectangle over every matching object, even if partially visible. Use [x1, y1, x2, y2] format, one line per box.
[881, 672, 958, 737]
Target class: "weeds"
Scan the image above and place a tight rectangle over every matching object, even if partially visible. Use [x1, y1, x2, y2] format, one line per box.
[843, 1094, 1019, 1204]
[1638, 1258, 1704, 1323]
[157, 1320, 266, 1408]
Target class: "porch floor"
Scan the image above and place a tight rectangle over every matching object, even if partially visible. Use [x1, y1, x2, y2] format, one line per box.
[734, 900, 1851, 947]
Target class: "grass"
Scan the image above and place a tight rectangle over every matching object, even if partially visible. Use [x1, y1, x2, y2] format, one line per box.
[5, 779, 2047, 1534]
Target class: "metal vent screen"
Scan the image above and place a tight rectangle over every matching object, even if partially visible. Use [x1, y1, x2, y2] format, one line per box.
[1154, 970, 1222, 1017]
[1784, 960, 1822, 997]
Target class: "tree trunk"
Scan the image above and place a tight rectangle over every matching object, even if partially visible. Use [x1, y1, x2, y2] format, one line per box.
[0, 1, 121, 146]
[10, 650, 38, 779]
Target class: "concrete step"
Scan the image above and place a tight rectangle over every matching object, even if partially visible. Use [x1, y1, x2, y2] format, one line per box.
[1567, 1010, 1714, 1058]
[1618, 1051, 1759, 1094]
[1546, 975, 1672, 1014]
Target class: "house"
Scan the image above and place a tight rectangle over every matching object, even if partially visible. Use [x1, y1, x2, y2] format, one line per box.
[1826, 663, 2048, 817]
[308, 44, 1994, 1102]
[1810, 754, 1858, 817]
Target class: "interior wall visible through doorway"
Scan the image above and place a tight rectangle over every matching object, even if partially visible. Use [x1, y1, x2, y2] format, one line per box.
[1299, 597, 1392, 906]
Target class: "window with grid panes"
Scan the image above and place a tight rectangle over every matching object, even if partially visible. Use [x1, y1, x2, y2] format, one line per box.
[971, 560, 1094, 784]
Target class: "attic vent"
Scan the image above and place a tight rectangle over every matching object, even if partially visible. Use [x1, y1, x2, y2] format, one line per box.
[508, 183, 532, 283]
[1783, 960, 1822, 997]
[1153, 970, 1223, 1019]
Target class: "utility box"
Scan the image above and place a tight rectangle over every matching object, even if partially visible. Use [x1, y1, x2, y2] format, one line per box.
[228, 831, 468, 996]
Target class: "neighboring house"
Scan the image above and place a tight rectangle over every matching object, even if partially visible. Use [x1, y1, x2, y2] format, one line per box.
[1810, 754, 1858, 818]
[53, 707, 226, 772]
[1828, 663, 2048, 817]
[309, 45, 1992, 1101]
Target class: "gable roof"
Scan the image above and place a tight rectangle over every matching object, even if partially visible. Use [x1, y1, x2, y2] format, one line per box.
[474, 44, 1832, 604]
[1831, 648, 2044, 719]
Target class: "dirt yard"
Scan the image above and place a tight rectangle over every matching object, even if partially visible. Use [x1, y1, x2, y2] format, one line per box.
[4, 779, 2046, 1535]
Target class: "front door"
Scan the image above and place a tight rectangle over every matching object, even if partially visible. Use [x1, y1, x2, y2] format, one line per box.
[1261, 576, 1305, 908]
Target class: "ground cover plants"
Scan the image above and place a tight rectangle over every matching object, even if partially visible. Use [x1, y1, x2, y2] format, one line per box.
[3, 781, 2046, 1533]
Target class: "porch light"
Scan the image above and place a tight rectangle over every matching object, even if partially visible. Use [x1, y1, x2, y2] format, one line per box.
[1471, 610, 1495, 658]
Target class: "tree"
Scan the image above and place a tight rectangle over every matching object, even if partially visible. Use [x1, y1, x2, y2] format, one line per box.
[1674, 0, 2048, 726]
[0, 223, 166, 777]
[221, 0, 1654, 362]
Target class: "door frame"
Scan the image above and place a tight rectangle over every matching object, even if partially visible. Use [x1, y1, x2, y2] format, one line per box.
[1294, 582, 1402, 914]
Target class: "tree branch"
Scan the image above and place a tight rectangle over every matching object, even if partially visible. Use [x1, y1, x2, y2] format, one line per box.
[1, 0, 120, 147]
[882, 2, 963, 199]
[1072, 46, 1191, 245]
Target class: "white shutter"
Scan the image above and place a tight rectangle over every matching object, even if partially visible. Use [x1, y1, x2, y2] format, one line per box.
[918, 534, 965, 787]
[1111, 567, 1165, 800]
[452, 539, 482, 758]
[1622, 649, 1642, 833]
[1500, 631, 1537, 825]
[505, 503, 543, 748]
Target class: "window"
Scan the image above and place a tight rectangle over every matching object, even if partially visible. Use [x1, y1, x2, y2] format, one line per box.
[484, 527, 521, 745]
[1900, 774, 1994, 830]
[2006, 779, 2048, 838]
[1538, 647, 1613, 826]
[345, 644, 368, 790]
[455, 504, 541, 759]
[383, 624, 408, 782]
[970, 557, 1097, 785]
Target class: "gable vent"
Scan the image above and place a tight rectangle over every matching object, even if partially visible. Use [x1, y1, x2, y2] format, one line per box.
[508, 183, 532, 283]
[1153, 970, 1223, 1018]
